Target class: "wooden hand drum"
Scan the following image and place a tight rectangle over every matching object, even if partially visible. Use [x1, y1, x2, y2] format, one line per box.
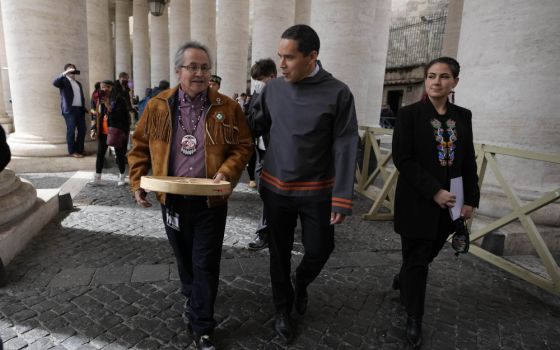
[140, 176, 231, 196]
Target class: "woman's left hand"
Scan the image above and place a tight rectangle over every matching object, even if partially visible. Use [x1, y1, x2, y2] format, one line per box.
[461, 205, 474, 219]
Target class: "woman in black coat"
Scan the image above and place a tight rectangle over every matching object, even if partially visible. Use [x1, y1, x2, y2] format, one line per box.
[89, 80, 130, 186]
[392, 57, 480, 348]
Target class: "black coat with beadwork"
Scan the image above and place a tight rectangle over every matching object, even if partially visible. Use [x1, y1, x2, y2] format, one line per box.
[392, 99, 480, 239]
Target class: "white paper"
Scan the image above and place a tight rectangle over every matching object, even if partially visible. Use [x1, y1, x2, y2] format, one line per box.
[449, 176, 464, 220]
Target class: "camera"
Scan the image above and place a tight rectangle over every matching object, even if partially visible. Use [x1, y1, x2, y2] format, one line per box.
[70, 70, 80, 75]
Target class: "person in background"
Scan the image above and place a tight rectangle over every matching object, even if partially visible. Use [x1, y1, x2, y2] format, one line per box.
[246, 58, 277, 251]
[0, 125, 10, 171]
[52, 63, 88, 158]
[391, 56, 479, 349]
[128, 41, 253, 350]
[209, 75, 221, 91]
[89, 80, 130, 186]
[137, 80, 170, 118]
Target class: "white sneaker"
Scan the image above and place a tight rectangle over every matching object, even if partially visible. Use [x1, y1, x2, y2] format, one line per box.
[117, 173, 126, 186]
[89, 173, 101, 186]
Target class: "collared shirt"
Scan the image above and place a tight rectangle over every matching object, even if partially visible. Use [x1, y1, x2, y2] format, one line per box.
[170, 88, 208, 178]
[66, 76, 82, 107]
[307, 63, 320, 78]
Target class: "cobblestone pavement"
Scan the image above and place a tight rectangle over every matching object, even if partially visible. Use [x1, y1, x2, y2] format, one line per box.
[1, 169, 560, 349]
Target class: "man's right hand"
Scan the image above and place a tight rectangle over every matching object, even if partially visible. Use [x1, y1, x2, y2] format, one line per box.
[63, 68, 76, 76]
[134, 189, 152, 208]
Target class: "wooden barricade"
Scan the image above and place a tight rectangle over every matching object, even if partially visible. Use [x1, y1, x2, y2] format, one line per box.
[356, 126, 560, 294]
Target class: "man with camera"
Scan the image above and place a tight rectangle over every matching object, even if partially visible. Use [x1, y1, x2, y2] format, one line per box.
[52, 63, 88, 158]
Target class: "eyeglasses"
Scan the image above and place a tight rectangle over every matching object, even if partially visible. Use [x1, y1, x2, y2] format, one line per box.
[180, 64, 211, 73]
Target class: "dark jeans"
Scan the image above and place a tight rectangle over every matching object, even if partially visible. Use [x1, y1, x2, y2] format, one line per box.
[95, 133, 127, 174]
[261, 187, 334, 312]
[162, 196, 227, 335]
[62, 106, 86, 154]
[399, 211, 453, 318]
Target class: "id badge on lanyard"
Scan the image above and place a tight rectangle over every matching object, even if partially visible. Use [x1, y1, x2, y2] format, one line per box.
[165, 208, 180, 231]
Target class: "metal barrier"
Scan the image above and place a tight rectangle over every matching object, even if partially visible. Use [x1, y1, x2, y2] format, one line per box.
[356, 126, 560, 295]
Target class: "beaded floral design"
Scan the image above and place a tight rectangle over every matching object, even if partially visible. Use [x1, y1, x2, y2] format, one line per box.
[431, 118, 457, 166]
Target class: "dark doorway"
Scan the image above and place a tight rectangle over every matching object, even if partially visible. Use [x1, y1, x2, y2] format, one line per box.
[387, 90, 403, 115]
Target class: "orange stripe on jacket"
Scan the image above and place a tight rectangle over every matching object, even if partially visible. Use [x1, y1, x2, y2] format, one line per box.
[261, 171, 334, 191]
[332, 197, 352, 204]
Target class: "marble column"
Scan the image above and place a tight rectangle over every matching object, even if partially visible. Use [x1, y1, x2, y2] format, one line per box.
[217, 0, 249, 96]
[295, 0, 311, 25]
[456, 0, 560, 224]
[1, 0, 90, 156]
[86, 0, 112, 93]
[311, 0, 377, 125]
[0, 170, 36, 228]
[191, 0, 216, 68]
[252, 0, 294, 68]
[0, 8, 12, 133]
[115, 0, 131, 77]
[150, 4, 170, 86]
[133, 0, 150, 97]
[169, 0, 190, 83]
[441, 0, 464, 58]
[367, 0, 391, 127]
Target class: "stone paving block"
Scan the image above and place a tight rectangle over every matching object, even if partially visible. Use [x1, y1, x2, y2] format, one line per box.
[169, 263, 179, 281]
[238, 256, 269, 275]
[131, 264, 169, 283]
[221, 257, 243, 276]
[2, 336, 28, 350]
[49, 268, 95, 288]
[92, 266, 133, 285]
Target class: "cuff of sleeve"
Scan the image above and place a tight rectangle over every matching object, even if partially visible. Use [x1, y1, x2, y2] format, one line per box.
[332, 197, 353, 216]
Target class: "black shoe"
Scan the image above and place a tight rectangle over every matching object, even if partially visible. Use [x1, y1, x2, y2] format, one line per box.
[392, 273, 400, 290]
[194, 333, 216, 350]
[292, 274, 308, 316]
[248, 230, 268, 250]
[274, 311, 295, 344]
[406, 316, 422, 349]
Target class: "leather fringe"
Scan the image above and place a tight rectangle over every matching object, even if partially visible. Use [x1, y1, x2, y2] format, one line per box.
[144, 109, 171, 143]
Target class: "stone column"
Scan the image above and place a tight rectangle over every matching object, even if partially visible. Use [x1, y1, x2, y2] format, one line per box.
[295, 0, 311, 25]
[150, 4, 170, 86]
[1, 0, 90, 156]
[0, 8, 12, 133]
[169, 0, 190, 83]
[456, 0, 560, 224]
[87, 0, 112, 93]
[367, 0, 391, 127]
[0, 170, 36, 228]
[191, 0, 216, 67]
[115, 0, 131, 77]
[441, 0, 464, 57]
[252, 0, 294, 66]
[311, 0, 377, 125]
[133, 0, 150, 97]
[217, 0, 249, 96]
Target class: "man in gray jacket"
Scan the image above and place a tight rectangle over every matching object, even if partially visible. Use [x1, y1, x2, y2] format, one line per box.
[250, 24, 359, 344]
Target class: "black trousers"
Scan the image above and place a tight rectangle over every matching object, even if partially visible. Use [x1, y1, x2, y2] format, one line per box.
[246, 149, 257, 181]
[261, 187, 334, 312]
[95, 133, 127, 174]
[162, 195, 227, 335]
[399, 211, 453, 318]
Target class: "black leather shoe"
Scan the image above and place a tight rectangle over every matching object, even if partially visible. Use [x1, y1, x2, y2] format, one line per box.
[248, 230, 268, 250]
[292, 274, 308, 315]
[406, 316, 423, 349]
[274, 311, 295, 344]
[392, 273, 400, 290]
[193, 333, 216, 350]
